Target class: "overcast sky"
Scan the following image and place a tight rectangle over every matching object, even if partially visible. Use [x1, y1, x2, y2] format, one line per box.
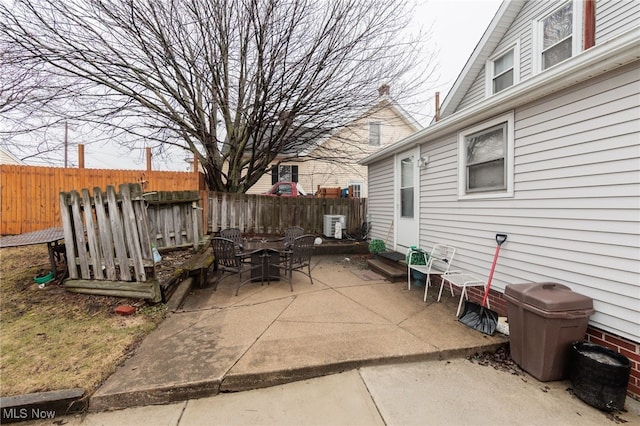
[74, 0, 504, 171]
[412, 0, 502, 122]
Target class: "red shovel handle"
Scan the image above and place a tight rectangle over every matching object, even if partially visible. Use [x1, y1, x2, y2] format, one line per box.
[481, 234, 507, 307]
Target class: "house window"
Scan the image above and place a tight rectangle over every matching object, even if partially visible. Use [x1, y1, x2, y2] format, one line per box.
[348, 181, 363, 198]
[400, 156, 414, 218]
[486, 44, 519, 95]
[279, 165, 292, 182]
[458, 112, 514, 199]
[466, 125, 506, 192]
[533, 1, 583, 72]
[271, 164, 298, 184]
[369, 122, 381, 146]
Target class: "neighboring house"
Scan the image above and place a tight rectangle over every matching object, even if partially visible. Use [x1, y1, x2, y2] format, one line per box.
[0, 148, 25, 165]
[361, 0, 639, 398]
[246, 86, 422, 198]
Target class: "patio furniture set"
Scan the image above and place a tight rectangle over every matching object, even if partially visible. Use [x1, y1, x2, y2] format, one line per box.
[407, 244, 492, 317]
[211, 226, 315, 296]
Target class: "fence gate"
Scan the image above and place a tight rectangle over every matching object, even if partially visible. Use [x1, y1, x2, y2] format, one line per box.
[59, 183, 161, 302]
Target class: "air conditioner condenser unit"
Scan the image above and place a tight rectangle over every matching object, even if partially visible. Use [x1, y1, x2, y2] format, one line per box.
[323, 215, 347, 238]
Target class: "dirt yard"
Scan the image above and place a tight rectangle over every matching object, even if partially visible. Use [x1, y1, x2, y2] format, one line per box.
[0, 244, 190, 398]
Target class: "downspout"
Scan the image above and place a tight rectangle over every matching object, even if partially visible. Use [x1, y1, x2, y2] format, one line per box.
[583, 0, 596, 50]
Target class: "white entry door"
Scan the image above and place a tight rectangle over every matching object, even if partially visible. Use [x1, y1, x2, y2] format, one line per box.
[395, 147, 420, 251]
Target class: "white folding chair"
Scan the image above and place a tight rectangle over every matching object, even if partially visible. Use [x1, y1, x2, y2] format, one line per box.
[423, 244, 456, 302]
[439, 272, 491, 317]
[408, 244, 456, 302]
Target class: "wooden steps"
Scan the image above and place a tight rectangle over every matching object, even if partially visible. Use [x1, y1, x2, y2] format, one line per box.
[366, 252, 407, 282]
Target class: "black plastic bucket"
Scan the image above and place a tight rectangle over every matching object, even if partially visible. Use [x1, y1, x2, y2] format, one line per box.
[569, 342, 631, 411]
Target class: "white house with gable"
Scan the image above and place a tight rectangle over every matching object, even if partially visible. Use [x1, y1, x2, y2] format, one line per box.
[361, 0, 640, 399]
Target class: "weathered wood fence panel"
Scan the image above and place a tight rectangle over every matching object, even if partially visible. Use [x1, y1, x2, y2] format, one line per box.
[145, 191, 203, 250]
[1, 164, 204, 235]
[59, 183, 161, 302]
[207, 192, 367, 235]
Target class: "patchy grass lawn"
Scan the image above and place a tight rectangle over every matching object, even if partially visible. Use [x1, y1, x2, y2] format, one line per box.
[0, 244, 167, 397]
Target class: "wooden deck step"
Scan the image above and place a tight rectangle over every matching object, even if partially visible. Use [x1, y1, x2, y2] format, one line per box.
[366, 258, 407, 282]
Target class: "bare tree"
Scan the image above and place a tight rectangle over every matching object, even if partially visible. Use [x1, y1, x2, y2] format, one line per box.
[0, 0, 434, 192]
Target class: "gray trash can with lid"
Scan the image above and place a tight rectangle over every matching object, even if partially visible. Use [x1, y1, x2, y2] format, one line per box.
[504, 282, 595, 381]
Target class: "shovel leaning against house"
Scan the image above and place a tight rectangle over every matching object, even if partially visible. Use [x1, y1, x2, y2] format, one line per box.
[458, 233, 507, 335]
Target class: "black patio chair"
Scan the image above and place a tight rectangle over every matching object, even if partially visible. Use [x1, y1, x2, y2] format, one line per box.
[283, 226, 305, 248]
[277, 234, 315, 290]
[211, 237, 260, 296]
[220, 227, 244, 251]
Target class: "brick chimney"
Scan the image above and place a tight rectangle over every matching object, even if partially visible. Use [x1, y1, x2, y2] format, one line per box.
[378, 84, 390, 97]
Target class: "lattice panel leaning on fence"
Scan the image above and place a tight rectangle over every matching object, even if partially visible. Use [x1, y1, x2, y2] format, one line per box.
[59, 183, 161, 302]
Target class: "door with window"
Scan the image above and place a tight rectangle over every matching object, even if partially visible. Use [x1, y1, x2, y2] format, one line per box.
[395, 147, 420, 251]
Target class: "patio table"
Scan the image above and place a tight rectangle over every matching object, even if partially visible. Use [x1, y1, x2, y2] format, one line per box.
[0, 227, 66, 276]
[243, 239, 287, 282]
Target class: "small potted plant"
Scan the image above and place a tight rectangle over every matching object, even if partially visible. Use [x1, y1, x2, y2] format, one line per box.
[368, 239, 386, 258]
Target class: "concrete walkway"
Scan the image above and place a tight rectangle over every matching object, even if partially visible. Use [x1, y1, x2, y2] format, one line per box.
[20, 361, 638, 425]
[14, 255, 640, 425]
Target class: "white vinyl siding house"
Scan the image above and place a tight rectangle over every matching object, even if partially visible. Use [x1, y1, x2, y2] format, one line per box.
[362, 0, 640, 347]
[366, 157, 395, 243]
[455, 0, 639, 112]
[595, 0, 640, 42]
[426, 63, 639, 341]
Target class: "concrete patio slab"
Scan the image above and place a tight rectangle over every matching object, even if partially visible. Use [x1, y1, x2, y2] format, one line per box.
[88, 255, 508, 412]
[90, 297, 293, 411]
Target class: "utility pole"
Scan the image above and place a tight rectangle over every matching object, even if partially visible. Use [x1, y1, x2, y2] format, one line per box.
[64, 122, 68, 168]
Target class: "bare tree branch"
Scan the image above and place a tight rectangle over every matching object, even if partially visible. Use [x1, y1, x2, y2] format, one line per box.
[0, 0, 436, 191]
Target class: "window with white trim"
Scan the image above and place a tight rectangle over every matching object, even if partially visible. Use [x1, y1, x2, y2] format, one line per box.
[369, 121, 381, 146]
[486, 43, 519, 95]
[458, 112, 514, 199]
[533, 1, 583, 73]
[347, 181, 363, 198]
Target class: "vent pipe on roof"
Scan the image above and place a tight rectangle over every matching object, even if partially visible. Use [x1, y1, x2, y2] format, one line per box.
[435, 92, 441, 122]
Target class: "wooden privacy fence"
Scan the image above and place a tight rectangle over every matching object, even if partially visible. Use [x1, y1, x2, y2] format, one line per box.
[1, 164, 204, 235]
[145, 190, 203, 250]
[207, 192, 367, 235]
[59, 184, 156, 302]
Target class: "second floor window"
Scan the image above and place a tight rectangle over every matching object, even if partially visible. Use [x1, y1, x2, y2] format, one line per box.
[540, 2, 573, 70]
[491, 48, 515, 94]
[369, 122, 381, 146]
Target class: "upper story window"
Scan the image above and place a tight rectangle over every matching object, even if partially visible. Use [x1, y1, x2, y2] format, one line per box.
[542, 2, 573, 69]
[486, 43, 519, 95]
[369, 121, 381, 146]
[533, 1, 583, 73]
[458, 112, 514, 199]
